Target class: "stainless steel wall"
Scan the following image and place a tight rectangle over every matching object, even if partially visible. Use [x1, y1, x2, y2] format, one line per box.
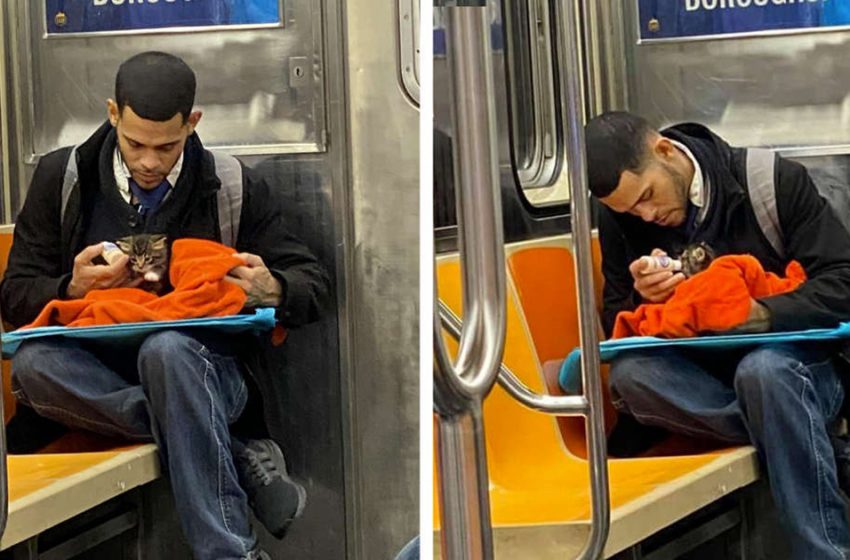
[1, 1, 326, 220]
[340, 0, 420, 556]
[590, 2, 850, 155]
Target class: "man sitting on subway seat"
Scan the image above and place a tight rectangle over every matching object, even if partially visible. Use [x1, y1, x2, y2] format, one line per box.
[585, 111, 850, 560]
[0, 51, 329, 560]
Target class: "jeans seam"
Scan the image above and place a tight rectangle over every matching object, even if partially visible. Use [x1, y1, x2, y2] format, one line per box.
[202, 354, 249, 556]
[799, 374, 845, 558]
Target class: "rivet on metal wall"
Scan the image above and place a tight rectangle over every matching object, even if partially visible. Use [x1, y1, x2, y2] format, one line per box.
[54, 12, 68, 27]
[648, 18, 660, 33]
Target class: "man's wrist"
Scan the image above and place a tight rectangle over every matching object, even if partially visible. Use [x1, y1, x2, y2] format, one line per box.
[738, 300, 772, 333]
[64, 277, 82, 299]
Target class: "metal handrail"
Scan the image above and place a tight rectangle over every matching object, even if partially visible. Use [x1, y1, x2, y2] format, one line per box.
[439, 301, 588, 415]
[433, 5, 506, 408]
[433, 5, 507, 560]
[551, 0, 610, 557]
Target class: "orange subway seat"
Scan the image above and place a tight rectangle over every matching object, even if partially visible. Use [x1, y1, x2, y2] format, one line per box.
[435, 255, 729, 530]
[507, 243, 616, 458]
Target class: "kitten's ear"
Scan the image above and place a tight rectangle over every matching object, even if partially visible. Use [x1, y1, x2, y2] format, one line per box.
[115, 238, 131, 253]
[150, 235, 167, 250]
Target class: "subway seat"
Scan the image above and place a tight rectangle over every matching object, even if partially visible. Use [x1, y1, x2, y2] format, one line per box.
[434, 235, 759, 558]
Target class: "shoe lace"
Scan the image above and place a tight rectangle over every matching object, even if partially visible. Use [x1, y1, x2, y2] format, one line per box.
[243, 449, 277, 487]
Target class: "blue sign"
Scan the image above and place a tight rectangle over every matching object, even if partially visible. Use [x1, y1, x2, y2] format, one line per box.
[638, 0, 850, 41]
[46, 0, 281, 35]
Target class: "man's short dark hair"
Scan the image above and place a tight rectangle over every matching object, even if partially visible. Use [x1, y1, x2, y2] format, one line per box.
[585, 111, 655, 198]
[115, 51, 196, 123]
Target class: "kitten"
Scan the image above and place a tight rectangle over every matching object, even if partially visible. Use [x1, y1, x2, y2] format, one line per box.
[114, 234, 169, 293]
[678, 242, 716, 278]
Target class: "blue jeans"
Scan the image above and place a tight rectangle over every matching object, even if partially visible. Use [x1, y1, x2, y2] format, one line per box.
[610, 343, 850, 560]
[11, 330, 260, 560]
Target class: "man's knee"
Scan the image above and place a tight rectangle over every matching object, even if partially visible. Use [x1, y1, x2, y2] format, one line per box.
[609, 352, 653, 405]
[11, 340, 73, 402]
[138, 331, 201, 386]
[139, 330, 197, 361]
[734, 345, 799, 397]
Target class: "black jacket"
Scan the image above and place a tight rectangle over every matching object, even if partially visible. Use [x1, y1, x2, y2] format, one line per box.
[599, 123, 850, 337]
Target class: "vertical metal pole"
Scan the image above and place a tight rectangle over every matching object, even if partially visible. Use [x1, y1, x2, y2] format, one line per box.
[436, 404, 493, 560]
[434, 4, 505, 560]
[554, 0, 610, 557]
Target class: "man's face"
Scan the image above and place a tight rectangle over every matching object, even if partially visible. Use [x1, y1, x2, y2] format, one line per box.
[600, 139, 691, 228]
[107, 100, 201, 189]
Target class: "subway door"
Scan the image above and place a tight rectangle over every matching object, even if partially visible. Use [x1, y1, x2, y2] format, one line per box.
[338, 0, 421, 558]
[0, 1, 348, 558]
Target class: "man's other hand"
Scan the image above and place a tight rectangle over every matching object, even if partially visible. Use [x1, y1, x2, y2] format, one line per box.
[728, 298, 772, 334]
[629, 248, 686, 303]
[225, 253, 283, 308]
[66, 243, 141, 299]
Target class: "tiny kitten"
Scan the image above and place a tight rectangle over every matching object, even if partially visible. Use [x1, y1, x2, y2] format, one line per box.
[113, 234, 169, 293]
[677, 242, 716, 278]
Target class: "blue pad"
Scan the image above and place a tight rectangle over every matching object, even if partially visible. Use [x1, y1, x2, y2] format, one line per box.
[1, 308, 277, 358]
[558, 322, 850, 394]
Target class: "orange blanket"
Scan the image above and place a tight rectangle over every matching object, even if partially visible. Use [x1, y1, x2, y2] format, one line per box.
[612, 255, 806, 339]
[24, 238, 247, 329]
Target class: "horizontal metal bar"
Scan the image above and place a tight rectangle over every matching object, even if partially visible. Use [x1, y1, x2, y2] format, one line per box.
[438, 300, 589, 416]
[636, 24, 850, 46]
[41, 22, 283, 40]
[22, 142, 324, 167]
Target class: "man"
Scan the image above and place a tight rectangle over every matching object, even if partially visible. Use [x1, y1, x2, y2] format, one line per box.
[585, 111, 850, 559]
[0, 52, 329, 560]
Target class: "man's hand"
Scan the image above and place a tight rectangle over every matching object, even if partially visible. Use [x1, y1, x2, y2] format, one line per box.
[225, 253, 283, 308]
[629, 248, 686, 303]
[728, 298, 772, 334]
[66, 243, 141, 299]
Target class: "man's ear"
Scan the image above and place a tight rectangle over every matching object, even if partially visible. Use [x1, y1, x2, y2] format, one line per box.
[107, 99, 120, 127]
[653, 136, 676, 161]
[186, 110, 203, 135]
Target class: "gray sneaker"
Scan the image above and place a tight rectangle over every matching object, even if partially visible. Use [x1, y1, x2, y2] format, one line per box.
[235, 439, 307, 539]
